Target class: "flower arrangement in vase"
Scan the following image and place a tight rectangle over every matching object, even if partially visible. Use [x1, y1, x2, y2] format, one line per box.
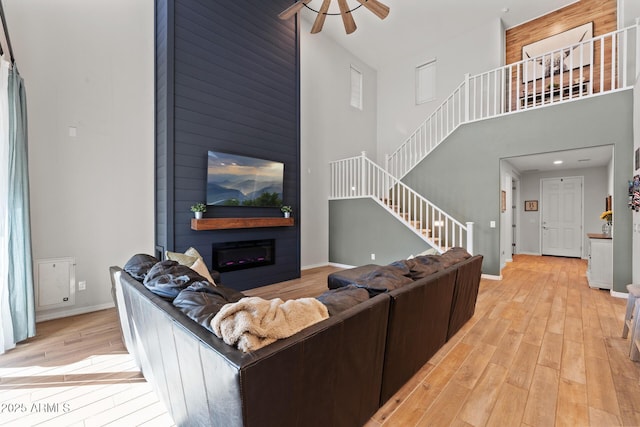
[600, 210, 612, 236]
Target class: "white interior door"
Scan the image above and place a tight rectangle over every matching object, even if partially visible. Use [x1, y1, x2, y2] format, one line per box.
[541, 177, 583, 257]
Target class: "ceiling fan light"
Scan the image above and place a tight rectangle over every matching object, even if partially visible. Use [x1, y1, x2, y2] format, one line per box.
[279, 0, 390, 34]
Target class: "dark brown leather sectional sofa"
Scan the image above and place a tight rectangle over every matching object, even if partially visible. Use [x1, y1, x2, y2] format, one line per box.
[326, 252, 483, 404]
[110, 249, 482, 427]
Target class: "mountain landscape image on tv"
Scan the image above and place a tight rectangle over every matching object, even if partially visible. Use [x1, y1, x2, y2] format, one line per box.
[206, 150, 284, 207]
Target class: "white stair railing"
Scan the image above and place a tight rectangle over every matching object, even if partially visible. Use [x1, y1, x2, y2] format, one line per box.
[386, 23, 640, 179]
[330, 152, 474, 254]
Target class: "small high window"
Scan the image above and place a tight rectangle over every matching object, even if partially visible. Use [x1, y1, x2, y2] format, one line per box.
[350, 65, 363, 110]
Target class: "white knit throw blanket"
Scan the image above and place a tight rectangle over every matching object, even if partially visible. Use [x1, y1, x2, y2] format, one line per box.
[211, 296, 329, 352]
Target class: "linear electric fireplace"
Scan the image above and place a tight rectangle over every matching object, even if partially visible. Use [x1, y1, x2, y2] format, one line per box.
[212, 239, 275, 272]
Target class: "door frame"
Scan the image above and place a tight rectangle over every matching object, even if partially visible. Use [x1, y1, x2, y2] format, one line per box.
[538, 175, 585, 257]
[512, 177, 521, 257]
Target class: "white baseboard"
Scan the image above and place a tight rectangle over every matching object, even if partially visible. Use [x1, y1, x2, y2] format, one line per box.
[482, 273, 502, 281]
[329, 262, 356, 269]
[301, 262, 330, 271]
[36, 302, 116, 323]
[610, 289, 628, 299]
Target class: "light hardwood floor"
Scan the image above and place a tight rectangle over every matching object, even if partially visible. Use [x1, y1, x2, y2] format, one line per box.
[1, 255, 638, 426]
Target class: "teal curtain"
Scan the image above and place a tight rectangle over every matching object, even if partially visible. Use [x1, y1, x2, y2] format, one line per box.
[7, 65, 35, 343]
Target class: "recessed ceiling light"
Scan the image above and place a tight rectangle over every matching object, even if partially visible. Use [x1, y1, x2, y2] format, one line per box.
[553, 160, 563, 165]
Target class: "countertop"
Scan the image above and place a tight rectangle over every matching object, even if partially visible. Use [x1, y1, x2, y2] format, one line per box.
[587, 233, 612, 240]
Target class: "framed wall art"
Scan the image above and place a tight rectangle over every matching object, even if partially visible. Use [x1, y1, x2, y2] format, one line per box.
[524, 200, 538, 211]
[521, 22, 593, 83]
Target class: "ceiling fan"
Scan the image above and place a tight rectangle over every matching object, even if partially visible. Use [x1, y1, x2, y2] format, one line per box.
[278, 0, 390, 35]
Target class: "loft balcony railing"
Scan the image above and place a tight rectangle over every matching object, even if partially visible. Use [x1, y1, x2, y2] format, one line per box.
[386, 23, 640, 179]
[329, 152, 473, 254]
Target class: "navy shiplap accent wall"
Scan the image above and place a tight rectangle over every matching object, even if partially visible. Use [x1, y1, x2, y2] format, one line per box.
[155, 0, 173, 256]
[156, 0, 301, 291]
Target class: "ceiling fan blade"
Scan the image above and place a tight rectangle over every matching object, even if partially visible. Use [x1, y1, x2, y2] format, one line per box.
[355, 0, 390, 19]
[337, 0, 357, 34]
[311, 0, 332, 34]
[279, 0, 312, 20]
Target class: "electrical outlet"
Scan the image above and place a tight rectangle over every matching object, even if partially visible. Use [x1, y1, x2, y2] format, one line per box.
[78, 280, 86, 291]
[371, 253, 376, 260]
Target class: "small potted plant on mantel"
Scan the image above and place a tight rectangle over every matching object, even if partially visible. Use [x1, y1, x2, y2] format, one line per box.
[281, 205, 292, 218]
[191, 202, 206, 219]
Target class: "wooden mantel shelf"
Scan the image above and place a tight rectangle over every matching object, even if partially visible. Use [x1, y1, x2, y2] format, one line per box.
[191, 217, 294, 231]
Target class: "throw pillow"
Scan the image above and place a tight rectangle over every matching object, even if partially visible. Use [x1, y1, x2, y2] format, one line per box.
[165, 250, 198, 267]
[191, 258, 216, 286]
[184, 247, 203, 259]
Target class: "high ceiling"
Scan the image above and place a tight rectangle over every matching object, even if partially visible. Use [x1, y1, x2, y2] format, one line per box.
[298, 0, 580, 69]
[296, 0, 612, 173]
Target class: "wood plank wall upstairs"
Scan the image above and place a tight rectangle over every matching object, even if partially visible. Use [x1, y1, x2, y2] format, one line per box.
[155, 0, 301, 291]
[505, 0, 618, 108]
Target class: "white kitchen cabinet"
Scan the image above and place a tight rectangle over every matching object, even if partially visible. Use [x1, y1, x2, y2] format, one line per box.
[587, 233, 613, 289]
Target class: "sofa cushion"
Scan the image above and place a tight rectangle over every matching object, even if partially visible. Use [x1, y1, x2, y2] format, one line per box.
[123, 254, 160, 281]
[359, 265, 414, 291]
[173, 282, 245, 331]
[316, 285, 370, 316]
[327, 264, 412, 292]
[387, 260, 412, 276]
[143, 260, 210, 300]
[440, 247, 472, 267]
[403, 255, 444, 279]
[327, 264, 381, 289]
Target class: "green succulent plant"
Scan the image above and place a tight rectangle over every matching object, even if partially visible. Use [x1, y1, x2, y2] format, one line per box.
[190, 203, 207, 213]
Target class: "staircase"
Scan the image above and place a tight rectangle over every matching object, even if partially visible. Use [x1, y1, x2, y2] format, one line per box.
[330, 23, 640, 255]
[330, 153, 472, 253]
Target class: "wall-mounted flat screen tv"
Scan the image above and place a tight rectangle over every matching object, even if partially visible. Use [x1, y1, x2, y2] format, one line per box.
[206, 150, 284, 207]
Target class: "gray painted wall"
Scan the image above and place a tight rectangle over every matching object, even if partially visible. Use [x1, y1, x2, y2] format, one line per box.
[401, 91, 633, 291]
[329, 198, 433, 267]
